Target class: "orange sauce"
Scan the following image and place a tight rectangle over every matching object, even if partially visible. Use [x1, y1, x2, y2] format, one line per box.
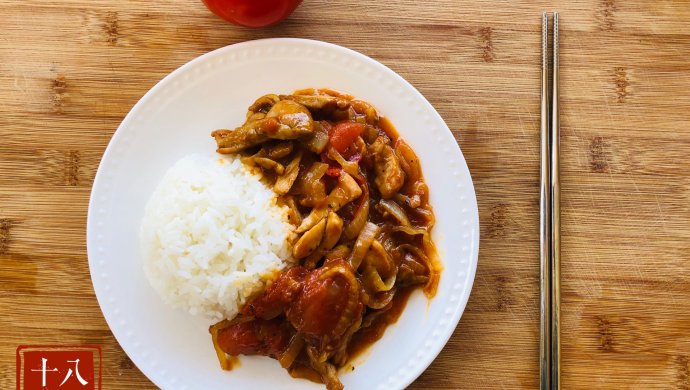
[342, 116, 443, 363]
[213, 91, 444, 384]
[346, 287, 415, 362]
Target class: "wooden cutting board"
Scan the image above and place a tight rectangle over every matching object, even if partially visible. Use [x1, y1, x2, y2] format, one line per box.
[1, 0, 689, 388]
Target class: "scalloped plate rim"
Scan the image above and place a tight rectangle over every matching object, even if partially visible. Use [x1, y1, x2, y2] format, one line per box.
[87, 38, 479, 390]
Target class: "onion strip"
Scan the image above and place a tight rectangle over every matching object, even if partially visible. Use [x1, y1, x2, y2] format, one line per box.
[325, 245, 351, 261]
[348, 222, 379, 270]
[343, 182, 369, 240]
[328, 147, 362, 180]
[209, 319, 233, 371]
[279, 334, 304, 369]
[361, 288, 396, 310]
[394, 139, 421, 185]
[274, 150, 303, 195]
[294, 162, 328, 206]
[362, 262, 397, 292]
[377, 199, 411, 226]
[391, 225, 429, 237]
[305, 121, 330, 153]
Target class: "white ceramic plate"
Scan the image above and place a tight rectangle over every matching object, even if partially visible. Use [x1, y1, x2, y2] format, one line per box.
[87, 38, 479, 390]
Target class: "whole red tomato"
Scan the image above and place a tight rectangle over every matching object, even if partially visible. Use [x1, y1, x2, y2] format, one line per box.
[202, 0, 303, 28]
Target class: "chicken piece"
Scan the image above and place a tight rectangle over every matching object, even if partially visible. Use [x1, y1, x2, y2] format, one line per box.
[274, 150, 303, 195]
[326, 171, 362, 209]
[247, 94, 280, 114]
[296, 172, 362, 233]
[293, 217, 326, 259]
[279, 195, 302, 227]
[253, 157, 285, 175]
[280, 94, 350, 113]
[246, 94, 280, 121]
[350, 99, 379, 125]
[265, 141, 294, 160]
[212, 100, 314, 153]
[303, 211, 344, 269]
[370, 136, 405, 199]
[321, 212, 343, 252]
[264, 101, 314, 136]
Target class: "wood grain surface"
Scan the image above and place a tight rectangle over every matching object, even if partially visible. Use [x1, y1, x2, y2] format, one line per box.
[1, 0, 689, 389]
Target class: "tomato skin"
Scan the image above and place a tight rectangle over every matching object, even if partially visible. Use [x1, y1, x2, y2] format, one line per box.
[201, 0, 303, 28]
[217, 318, 292, 358]
[329, 122, 364, 153]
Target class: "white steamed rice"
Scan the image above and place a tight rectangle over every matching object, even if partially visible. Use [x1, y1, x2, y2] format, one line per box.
[140, 153, 293, 320]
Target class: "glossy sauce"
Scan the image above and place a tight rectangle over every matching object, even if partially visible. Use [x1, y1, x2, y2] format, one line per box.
[377, 116, 442, 297]
[211, 90, 444, 389]
[341, 117, 442, 363]
[346, 287, 415, 361]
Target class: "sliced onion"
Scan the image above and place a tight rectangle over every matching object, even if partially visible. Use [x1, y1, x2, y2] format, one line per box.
[377, 199, 411, 227]
[391, 225, 429, 237]
[362, 288, 396, 310]
[266, 141, 294, 159]
[412, 205, 435, 229]
[397, 262, 429, 287]
[362, 262, 397, 292]
[209, 319, 233, 371]
[360, 240, 396, 292]
[398, 243, 431, 271]
[348, 222, 380, 270]
[394, 139, 421, 185]
[294, 162, 328, 206]
[394, 193, 421, 209]
[274, 150, 303, 195]
[325, 245, 351, 261]
[364, 240, 394, 273]
[401, 251, 427, 275]
[411, 180, 429, 203]
[253, 157, 285, 175]
[326, 172, 362, 210]
[343, 181, 369, 240]
[363, 124, 380, 144]
[305, 121, 330, 153]
[278, 195, 302, 227]
[328, 147, 362, 180]
[351, 100, 379, 124]
[307, 162, 329, 181]
[398, 241, 441, 297]
[279, 334, 304, 369]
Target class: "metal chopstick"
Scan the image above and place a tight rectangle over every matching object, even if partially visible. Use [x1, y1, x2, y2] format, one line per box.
[539, 11, 552, 390]
[550, 11, 561, 390]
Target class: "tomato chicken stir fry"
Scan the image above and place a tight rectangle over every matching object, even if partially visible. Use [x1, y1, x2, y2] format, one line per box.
[209, 89, 441, 389]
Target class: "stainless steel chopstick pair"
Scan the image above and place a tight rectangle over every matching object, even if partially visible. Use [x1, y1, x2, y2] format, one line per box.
[540, 11, 560, 390]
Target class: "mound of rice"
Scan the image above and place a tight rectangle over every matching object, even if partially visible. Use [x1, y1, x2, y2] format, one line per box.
[140, 153, 293, 320]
